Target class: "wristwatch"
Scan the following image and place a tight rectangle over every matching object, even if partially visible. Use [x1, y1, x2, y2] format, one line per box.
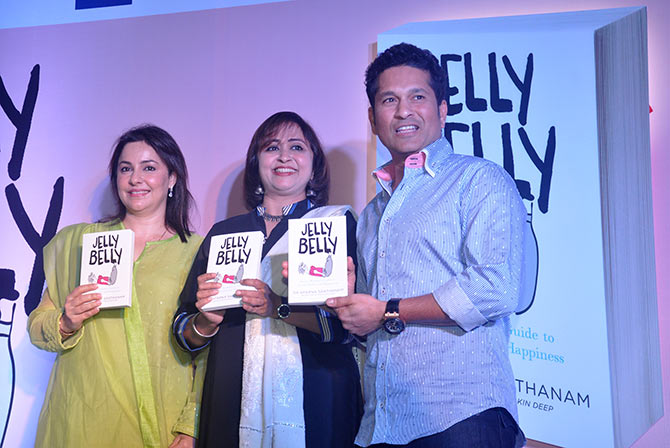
[382, 299, 405, 334]
[276, 297, 291, 319]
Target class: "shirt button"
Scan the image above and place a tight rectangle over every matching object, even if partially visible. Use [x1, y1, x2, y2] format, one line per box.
[379, 251, 385, 258]
[380, 363, 385, 370]
[381, 287, 386, 295]
[380, 402, 385, 409]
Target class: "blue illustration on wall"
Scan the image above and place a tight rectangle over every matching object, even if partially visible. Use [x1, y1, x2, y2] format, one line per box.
[1, 64, 64, 447]
[515, 180, 539, 315]
[0, 270, 19, 447]
[442, 52, 556, 214]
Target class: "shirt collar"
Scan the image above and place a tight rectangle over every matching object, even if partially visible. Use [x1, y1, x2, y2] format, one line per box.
[372, 137, 454, 192]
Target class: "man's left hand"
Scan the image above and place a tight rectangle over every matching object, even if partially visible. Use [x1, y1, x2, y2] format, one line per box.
[326, 294, 386, 336]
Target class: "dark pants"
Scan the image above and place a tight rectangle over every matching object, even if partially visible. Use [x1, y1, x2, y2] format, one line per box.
[364, 407, 525, 448]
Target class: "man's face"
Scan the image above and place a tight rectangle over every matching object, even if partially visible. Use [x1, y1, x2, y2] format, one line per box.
[369, 65, 447, 162]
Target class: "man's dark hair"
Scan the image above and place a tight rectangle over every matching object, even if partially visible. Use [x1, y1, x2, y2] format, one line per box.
[365, 42, 447, 111]
[243, 111, 329, 210]
[107, 124, 194, 242]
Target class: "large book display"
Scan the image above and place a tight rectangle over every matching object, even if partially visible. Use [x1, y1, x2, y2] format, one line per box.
[376, 7, 661, 448]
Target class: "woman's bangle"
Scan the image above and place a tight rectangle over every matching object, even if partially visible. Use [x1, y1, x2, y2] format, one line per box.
[191, 313, 219, 339]
[58, 316, 76, 337]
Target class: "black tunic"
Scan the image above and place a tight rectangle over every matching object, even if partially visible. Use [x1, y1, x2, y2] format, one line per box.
[176, 200, 362, 447]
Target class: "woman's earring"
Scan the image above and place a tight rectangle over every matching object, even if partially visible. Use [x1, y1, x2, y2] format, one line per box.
[168, 186, 174, 198]
[254, 185, 264, 196]
[306, 183, 316, 198]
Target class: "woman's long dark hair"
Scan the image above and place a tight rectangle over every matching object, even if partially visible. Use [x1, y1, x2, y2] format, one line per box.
[106, 124, 194, 242]
[243, 111, 329, 210]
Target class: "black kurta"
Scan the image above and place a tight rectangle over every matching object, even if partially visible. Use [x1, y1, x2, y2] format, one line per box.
[176, 200, 362, 447]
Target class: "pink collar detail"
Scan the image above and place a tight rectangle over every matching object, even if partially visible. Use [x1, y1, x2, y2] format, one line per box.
[374, 151, 426, 185]
[404, 152, 426, 168]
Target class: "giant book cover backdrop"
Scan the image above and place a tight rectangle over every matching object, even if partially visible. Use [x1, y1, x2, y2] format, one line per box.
[377, 7, 661, 448]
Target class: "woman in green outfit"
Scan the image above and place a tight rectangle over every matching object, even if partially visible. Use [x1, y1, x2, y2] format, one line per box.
[28, 125, 205, 448]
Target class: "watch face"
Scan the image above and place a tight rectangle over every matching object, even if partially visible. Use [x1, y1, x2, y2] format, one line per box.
[383, 317, 405, 334]
[277, 303, 291, 319]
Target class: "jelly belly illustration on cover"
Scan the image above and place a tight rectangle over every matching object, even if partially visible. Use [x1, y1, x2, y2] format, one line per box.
[288, 216, 347, 305]
[80, 229, 135, 308]
[201, 231, 264, 311]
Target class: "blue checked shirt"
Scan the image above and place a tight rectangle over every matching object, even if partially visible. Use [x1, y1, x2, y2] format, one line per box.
[355, 137, 525, 446]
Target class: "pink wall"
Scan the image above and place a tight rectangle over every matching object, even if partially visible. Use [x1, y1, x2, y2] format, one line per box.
[0, 1, 667, 446]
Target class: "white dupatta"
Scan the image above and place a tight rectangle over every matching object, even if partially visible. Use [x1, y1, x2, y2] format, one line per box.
[238, 205, 352, 448]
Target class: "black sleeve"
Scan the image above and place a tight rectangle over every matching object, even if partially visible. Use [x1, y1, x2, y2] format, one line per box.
[345, 210, 358, 276]
[177, 233, 210, 314]
[309, 210, 358, 344]
[172, 229, 214, 351]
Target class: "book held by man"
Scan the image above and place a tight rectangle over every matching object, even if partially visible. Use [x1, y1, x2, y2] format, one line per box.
[288, 215, 347, 305]
[80, 229, 134, 308]
[201, 231, 265, 311]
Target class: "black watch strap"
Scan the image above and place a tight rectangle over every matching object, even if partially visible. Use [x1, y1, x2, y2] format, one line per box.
[383, 299, 405, 334]
[385, 298, 400, 316]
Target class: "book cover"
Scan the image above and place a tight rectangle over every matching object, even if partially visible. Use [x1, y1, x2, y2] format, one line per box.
[378, 7, 660, 448]
[288, 215, 347, 305]
[201, 231, 264, 311]
[80, 229, 134, 308]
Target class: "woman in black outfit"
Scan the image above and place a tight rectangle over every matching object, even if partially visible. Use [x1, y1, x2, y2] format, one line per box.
[173, 111, 362, 447]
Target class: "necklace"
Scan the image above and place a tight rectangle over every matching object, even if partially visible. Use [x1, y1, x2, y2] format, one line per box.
[259, 210, 284, 222]
[257, 204, 291, 222]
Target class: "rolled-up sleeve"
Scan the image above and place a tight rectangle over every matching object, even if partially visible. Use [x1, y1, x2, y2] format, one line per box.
[432, 164, 525, 331]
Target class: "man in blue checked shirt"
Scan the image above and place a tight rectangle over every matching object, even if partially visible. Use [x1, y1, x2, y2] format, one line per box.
[327, 43, 527, 448]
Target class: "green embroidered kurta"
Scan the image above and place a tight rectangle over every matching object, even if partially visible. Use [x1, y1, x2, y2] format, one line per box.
[28, 222, 206, 448]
